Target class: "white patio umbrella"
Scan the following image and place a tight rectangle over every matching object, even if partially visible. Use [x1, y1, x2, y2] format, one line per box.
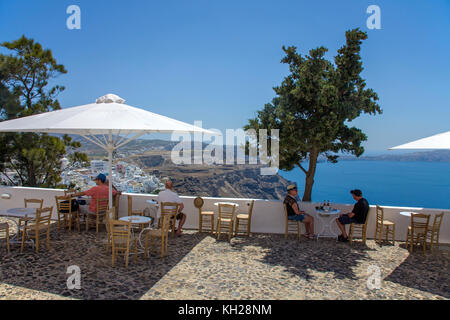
[0, 93, 215, 205]
[389, 131, 450, 150]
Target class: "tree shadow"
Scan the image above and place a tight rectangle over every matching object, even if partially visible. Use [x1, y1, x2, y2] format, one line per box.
[383, 247, 450, 299]
[230, 234, 377, 281]
[0, 226, 207, 299]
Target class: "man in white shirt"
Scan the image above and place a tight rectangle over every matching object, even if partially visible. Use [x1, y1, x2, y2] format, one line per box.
[157, 180, 186, 235]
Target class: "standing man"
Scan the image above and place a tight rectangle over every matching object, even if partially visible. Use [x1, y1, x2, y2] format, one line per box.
[335, 189, 369, 242]
[157, 180, 186, 236]
[283, 184, 315, 239]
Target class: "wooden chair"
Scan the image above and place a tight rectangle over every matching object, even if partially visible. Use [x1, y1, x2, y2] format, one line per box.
[283, 204, 302, 240]
[144, 204, 178, 258]
[235, 200, 255, 237]
[109, 219, 137, 268]
[349, 208, 370, 245]
[20, 207, 53, 253]
[55, 195, 80, 232]
[0, 222, 10, 253]
[374, 205, 396, 245]
[406, 213, 430, 253]
[113, 194, 120, 220]
[194, 197, 214, 234]
[86, 197, 109, 233]
[105, 207, 115, 253]
[426, 212, 444, 251]
[216, 203, 236, 242]
[19, 198, 44, 237]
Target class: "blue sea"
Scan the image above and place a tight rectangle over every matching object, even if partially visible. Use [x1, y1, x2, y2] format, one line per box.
[278, 161, 450, 210]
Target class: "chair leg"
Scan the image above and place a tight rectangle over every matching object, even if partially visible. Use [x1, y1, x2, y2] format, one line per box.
[6, 228, 10, 253]
[216, 220, 221, 240]
[35, 235, 39, 254]
[199, 215, 203, 233]
[20, 228, 26, 253]
[349, 224, 354, 244]
[210, 216, 214, 234]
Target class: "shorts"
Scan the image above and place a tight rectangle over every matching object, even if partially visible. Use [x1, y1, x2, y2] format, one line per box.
[288, 214, 305, 222]
[168, 212, 185, 220]
[337, 214, 358, 225]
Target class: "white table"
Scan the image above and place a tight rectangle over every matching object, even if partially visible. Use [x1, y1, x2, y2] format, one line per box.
[399, 211, 418, 217]
[0, 208, 36, 245]
[214, 202, 239, 207]
[119, 215, 152, 251]
[315, 208, 340, 239]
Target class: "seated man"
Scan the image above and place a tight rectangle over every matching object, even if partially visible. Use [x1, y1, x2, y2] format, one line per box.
[68, 173, 117, 217]
[157, 180, 186, 236]
[283, 184, 315, 239]
[335, 189, 369, 242]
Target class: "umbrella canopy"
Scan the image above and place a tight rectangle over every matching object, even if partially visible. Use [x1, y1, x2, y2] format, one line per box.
[0, 93, 215, 205]
[389, 131, 450, 150]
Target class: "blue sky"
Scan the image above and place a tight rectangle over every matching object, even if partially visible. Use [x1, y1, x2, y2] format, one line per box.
[1, 0, 449, 153]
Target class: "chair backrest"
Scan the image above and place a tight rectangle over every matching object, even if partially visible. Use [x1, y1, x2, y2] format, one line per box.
[127, 195, 133, 216]
[96, 197, 109, 215]
[375, 205, 384, 224]
[431, 212, 444, 233]
[363, 207, 371, 227]
[24, 198, 44, 209]
[247, 200, 255, 219]
[109, 219, 132, 249]
[283, 203, 289, 220]
[161, 202, 180, 216]
[55, 195, 72, 214]
[410, 213, 430, 235]
[113, 194, 120, 219]
[218, 203, 236, 220]
[33, 207, 53, 230]
[159, 212, 173, 235]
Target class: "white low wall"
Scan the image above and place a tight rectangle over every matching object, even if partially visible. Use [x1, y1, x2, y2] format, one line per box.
[1, 186, 449, 244]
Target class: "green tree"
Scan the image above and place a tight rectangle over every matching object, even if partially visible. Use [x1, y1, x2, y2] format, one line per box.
[0, 35, 89, 187]
[245, 29, 382, 201]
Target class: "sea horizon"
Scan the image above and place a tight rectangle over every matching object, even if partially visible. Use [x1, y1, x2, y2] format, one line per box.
[279, 160, 450, 210]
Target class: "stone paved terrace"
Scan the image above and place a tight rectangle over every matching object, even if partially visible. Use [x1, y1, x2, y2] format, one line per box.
[0, 222, 448, 300]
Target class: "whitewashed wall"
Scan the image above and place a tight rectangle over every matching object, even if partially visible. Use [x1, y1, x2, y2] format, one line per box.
[1, 186, 449, 244]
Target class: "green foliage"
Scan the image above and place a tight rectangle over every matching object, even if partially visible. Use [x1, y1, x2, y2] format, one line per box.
[245, 29, 382, 201]
[0, 35, 89, 187]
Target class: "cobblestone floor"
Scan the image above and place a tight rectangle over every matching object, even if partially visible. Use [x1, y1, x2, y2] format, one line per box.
[0, 220, 448, 300]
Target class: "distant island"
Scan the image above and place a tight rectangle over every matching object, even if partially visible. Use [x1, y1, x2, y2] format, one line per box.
[334, 150, 450, 162]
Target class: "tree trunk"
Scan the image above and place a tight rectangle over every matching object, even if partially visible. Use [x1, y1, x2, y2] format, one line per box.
[302, 148, 319, 202]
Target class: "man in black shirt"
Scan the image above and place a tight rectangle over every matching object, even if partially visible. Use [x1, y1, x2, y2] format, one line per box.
[335, 189, 369, 242]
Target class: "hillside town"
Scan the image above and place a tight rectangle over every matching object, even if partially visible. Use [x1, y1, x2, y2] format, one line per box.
[61, 159, 165, 193]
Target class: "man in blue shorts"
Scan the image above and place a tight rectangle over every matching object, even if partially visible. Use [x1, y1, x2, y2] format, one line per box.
[283, 184, 315, 239]
[335, 189, 369, 242]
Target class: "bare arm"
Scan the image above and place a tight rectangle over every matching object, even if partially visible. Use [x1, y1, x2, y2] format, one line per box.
[291, 202, 305, 215]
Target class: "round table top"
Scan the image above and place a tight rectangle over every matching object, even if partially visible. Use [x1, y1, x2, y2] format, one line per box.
[214, 202, 239, 207]
[3, 208, 36, 217]
[315, 208, 340, 215]
[146, 200, 159, 205]
[119, 215, 151, 224]
[399, 211, 418, 217]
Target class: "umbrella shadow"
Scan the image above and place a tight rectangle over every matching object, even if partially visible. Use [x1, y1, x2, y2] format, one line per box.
[383, 248, 450, 299]
[0, 226, 207, 299]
